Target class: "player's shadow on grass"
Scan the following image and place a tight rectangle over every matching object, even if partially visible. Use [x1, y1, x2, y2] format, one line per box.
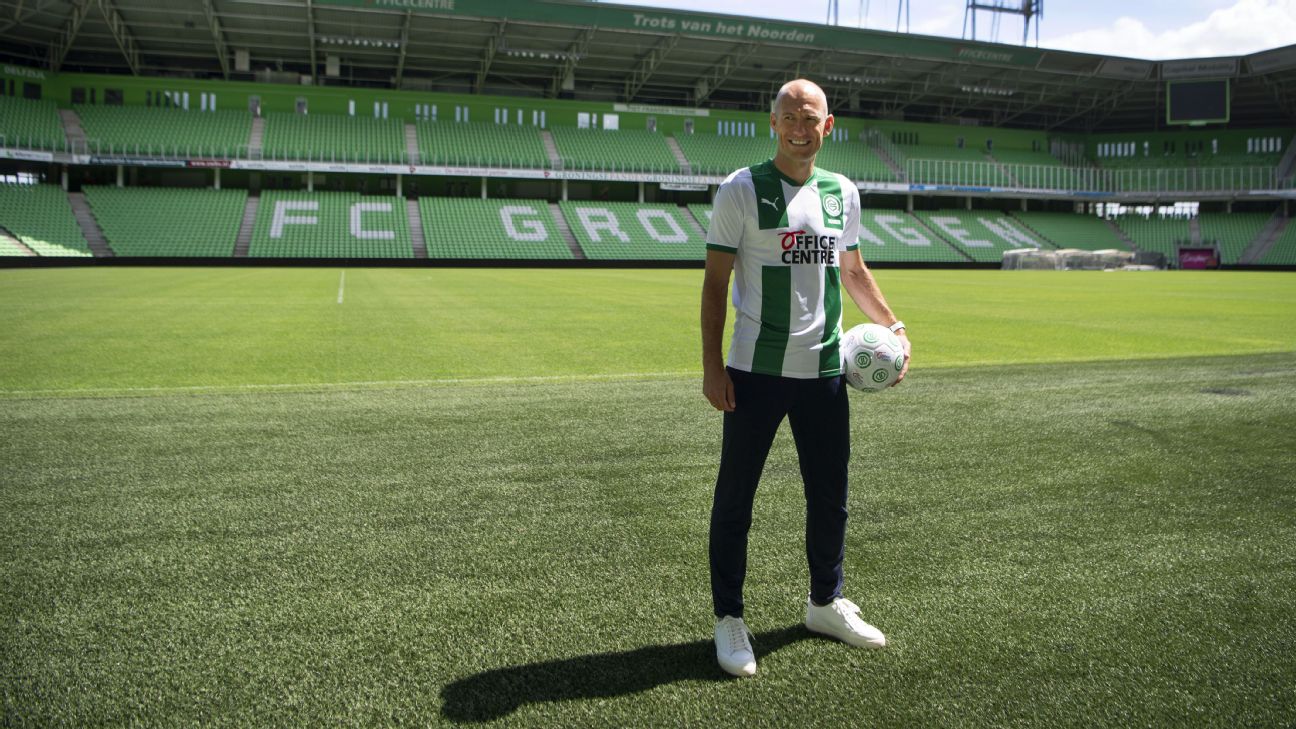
[440, 624, 812, 722]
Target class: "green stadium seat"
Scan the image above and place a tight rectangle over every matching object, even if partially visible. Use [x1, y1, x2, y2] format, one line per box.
[262, 112, 406, 163]
[559, 201, 703, 260]
[0, 96, 66, 152]
[85, 186, 247, 257]
[416, 121, 549, 169]
[1010, 211, 1130, 251]
[0, 184, 91, 256]
[1198, 212, 1273, 264]
[1110, 215, 1191, 261]
[549, 127, 680, 174]
[910, 210, 1046, 262]
[250, 191, 413, 258]
[77, 106, 250, 158]
[858, 212, 970, 263]
[1258, 218, 1296, 266]
[420, 198, 573, 259]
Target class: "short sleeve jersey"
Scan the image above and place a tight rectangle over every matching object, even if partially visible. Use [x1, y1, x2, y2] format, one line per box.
[706, 160, 861, 379]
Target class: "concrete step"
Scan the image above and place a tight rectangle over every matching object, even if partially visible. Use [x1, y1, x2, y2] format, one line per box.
[1189, 215, 1202, 246]
[57, 109, 87, 155]
[234, 194, 259, 257]
[0, 225, 37, 256]
[910, 212, 975, 262]
[407, 199, 427, 258]
[405, 123, 421, 165]
[66, 191, 113, 257]
[1239, 210, 1288, 264]
[540, 130, 564, 170]
[678, 203, 706, 240]
[1103, 217, 1139, 251]
[247, 117, 265, 159]
[665, 136, 692, 174]
[548, 202, 584, 259]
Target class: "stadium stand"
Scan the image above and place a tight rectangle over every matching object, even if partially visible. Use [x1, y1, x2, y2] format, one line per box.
[673, 135, 775, 176]
[1198, 212, 1274, 264]
[814, 139, 898, 182]
[419, 198, 573, 259]
[911, 210, 1046, 262]
[416, 121, 549, 169]
[1257, 219, 1296, 265]
[0, 96, 66, 151]
[688, 203, 713, 232]
[902, 144, 1012, 186]
[549, 127, 680, 173]
[1010, 211, 1131, 251]
[261, 112, 406, 163]
[559, 201, 703, 260]
[1110, 215, 1191, 260]
[85, 186, 247, 256]
[0, 184, 91, 256]
[250, 191, 413, 258]
[859, 212, 970, 263]
[76, 106, 250, 158]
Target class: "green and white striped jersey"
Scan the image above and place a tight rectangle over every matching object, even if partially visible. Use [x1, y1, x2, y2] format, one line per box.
[707, 160, 861, 379]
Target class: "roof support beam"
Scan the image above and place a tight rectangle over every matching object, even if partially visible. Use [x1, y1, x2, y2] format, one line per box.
[394, 9, 411, 87]
[475, 21, 505, 93]
[624, 34, 678, 101]
[550, 28, 592, 98]
[305, 0, 317, 79]
[201, 0, 230, 78]
[96, 0, 141, 75]
[1, 0, 59, 35]
[48, 0, 90, 73]
[695, 43, 759, 104]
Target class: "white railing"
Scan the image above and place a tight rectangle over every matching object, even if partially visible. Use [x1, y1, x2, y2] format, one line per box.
[905, 158, 1290, 193]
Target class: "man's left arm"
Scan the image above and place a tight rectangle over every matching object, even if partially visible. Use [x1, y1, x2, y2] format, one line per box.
[840, 249, 910, 385]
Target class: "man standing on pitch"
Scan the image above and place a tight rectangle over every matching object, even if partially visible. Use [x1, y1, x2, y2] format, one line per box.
[700, 79, 910, 677]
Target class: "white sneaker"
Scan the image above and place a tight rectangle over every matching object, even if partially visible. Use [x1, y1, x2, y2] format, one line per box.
[805, 597, 886, 649]
[714, 615, 757, 677]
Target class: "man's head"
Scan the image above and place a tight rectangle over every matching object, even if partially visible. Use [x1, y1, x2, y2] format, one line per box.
[770, 79, 834, 173]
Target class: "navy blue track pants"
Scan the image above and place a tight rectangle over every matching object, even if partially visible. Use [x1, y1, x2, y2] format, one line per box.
[709, 366, 850, 619]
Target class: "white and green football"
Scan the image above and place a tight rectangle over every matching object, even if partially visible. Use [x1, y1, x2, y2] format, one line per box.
[841, 323, 905, 392]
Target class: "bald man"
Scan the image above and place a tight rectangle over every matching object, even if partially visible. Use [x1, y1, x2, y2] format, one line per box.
[701, 79, 910, 677]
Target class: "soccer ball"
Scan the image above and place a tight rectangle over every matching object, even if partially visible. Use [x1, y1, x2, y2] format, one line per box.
[841, 323, 906, 392]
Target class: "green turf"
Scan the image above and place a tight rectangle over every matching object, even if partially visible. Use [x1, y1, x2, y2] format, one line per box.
[2, 269, 1295, 726]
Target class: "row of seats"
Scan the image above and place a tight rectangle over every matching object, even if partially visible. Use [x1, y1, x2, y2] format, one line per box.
[84, 186, 247, 257]
[1258, 220, 1296, 265]
[77, 106, 250, 158]
[0, 184, 91, 256]
[260, 113, 407, 164]
[2, 185, 1290, 264]
[416, 121, 549, 169]
[0, 96, 66, 151]
[548, 127, 680, 174]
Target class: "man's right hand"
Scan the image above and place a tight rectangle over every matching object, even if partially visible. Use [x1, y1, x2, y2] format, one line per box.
[703, 365, 736, 412]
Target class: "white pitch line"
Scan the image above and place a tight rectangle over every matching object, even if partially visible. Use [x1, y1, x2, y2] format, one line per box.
[337, 270, 346, 304]
[0, 371, 699, 398]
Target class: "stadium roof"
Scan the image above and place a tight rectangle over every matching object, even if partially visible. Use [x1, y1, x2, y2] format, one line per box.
[2, 0, 1294, 133]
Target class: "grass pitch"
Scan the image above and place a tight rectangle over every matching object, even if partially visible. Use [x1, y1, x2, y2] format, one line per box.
[2, 268, 1295, 726]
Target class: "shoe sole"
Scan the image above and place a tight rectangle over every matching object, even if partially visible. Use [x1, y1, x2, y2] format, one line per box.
[805, 621, 887, 649]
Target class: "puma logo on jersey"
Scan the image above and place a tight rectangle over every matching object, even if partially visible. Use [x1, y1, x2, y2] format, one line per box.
[760, 197, 781, 211]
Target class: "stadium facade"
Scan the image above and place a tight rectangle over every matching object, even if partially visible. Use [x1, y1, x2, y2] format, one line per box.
[0, 0, 1293, 267]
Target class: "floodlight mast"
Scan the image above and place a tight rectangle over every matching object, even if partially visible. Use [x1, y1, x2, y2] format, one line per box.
[962, 0, 1043, 46]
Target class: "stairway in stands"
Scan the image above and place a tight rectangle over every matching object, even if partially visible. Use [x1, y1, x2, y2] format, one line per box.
[247, 117, 265, 159]
[540, 130, 564, 170]
[548, 202, 584, 259]
[66, 192, 113, 257]
[407, 199, 428, 258]
[404, 123, 420, 165]
[0, 226, 36, 256]
[234, 194, 259, 257]
[665, 137, 692, 174]
[58, 109, 88, 154]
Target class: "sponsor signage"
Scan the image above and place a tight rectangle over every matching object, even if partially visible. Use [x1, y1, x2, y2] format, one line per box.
[89, 156, 186, 168]
[2, 64, 46, 80]
[0, 148, 55, 162]
[1096, 58, 1153, 80]
[1161, 58, 1238, 79]
[660, 182, 708, 191]
[612, 103, 710, 117]
[309, 0, 1045, 66]
[1248, 46, 1296, 74]
[186, 159, 232, 169]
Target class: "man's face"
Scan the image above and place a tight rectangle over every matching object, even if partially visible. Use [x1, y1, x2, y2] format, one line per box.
[770, 88, 834, 165]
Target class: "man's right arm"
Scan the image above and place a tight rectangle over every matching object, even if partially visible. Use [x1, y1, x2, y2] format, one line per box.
[701, 248, 736, 412]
